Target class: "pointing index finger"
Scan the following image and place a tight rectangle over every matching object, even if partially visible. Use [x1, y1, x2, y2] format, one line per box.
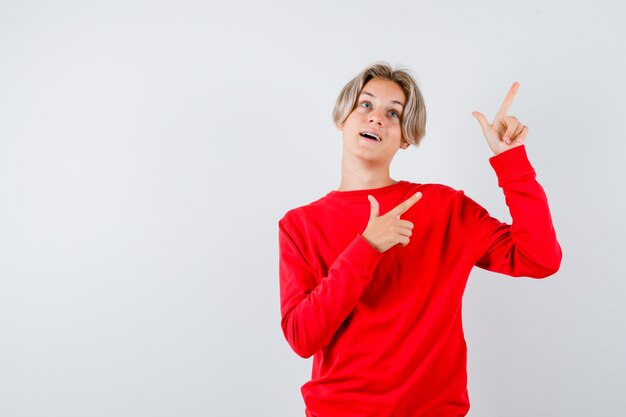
[387, 192, 422, 218]
[495, 81, 520, 118]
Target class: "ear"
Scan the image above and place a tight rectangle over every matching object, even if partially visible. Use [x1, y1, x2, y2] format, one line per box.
[336, 123, 344, 131]
[400, 139, 410, 150]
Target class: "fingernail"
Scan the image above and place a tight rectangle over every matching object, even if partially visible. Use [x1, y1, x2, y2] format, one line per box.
[503, 136, 510, 143]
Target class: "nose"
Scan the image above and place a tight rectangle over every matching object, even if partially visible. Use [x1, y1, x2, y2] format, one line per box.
[369, 110, 384, 126]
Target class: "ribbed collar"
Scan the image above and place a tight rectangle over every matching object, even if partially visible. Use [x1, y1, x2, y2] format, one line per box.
[325, 180, 411, 200]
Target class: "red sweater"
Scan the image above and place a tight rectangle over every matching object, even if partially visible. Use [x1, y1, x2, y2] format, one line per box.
[278, 146, 561, 417]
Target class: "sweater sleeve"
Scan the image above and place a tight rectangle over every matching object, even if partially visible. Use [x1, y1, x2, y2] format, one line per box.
[278, 219, 385, 358]
[460, 145, 562, 278]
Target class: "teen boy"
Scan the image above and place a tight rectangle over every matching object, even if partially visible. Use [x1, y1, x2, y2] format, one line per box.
[278, 62, 561, 417]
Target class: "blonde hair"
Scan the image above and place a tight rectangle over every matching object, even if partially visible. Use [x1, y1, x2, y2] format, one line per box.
[332, 61, 426, 146]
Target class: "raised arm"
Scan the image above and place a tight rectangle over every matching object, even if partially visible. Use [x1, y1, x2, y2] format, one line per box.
[459, 146, 562, 277]
[466, 82, 561, 277]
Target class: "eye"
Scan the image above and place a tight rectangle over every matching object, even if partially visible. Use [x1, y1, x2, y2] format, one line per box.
[359, 101, 372, 109]
[389, 110, 400, 118]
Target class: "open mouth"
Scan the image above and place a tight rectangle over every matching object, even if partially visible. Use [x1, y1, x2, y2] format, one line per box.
[360, 132, 382, 142]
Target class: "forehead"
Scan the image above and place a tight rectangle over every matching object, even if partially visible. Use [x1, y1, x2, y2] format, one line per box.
[359, 78, 406, 105]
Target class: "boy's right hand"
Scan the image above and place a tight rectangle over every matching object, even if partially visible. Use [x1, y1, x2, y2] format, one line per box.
[362, 192, 423, 253]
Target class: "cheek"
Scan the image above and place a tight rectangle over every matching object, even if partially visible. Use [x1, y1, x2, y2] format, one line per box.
[345, 113, 364, 130]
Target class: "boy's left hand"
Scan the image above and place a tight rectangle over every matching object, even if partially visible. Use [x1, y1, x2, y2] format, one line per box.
[472, 82, 528, 155]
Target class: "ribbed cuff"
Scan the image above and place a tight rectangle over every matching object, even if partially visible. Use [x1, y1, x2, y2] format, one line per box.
[339, 234, 385, 278]
[489, 145, 536, 187]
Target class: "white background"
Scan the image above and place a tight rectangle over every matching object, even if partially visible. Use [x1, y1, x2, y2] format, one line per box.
[1, 0, 624, 416]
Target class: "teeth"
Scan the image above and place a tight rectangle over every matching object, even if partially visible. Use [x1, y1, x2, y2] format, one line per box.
[361, 132, 381, 141]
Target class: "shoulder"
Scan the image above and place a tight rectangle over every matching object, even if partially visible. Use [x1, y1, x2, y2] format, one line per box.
[418, 182, 459, 194]
[410, 182, 483, 224]
[278, 195, 329, 231]
[416, 182, 464, 203]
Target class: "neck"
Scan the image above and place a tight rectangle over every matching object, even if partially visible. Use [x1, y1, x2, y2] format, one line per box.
[336, 155, 396, 191]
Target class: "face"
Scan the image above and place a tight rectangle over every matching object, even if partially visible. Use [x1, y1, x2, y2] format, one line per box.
[338, 77, 409, 164]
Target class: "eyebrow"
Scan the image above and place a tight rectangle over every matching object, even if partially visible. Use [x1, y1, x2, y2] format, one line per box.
[360, 91, 405, 108]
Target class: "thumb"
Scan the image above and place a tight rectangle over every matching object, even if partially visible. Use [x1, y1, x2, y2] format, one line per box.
[367, 195, 379, 220]
[471, 111, 491, 134]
